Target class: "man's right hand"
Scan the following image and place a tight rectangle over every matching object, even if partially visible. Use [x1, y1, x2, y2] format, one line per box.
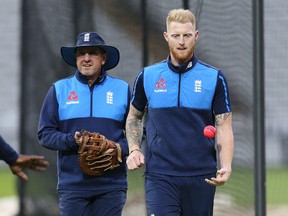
[74, 131, 82, 144]
[126, 149, 145, 170]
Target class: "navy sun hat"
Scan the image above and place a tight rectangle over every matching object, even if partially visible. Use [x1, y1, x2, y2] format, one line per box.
[61, 32, 120, 70]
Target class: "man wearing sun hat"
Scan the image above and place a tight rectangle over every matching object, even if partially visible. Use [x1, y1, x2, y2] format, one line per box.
[38, 32, 131, 216]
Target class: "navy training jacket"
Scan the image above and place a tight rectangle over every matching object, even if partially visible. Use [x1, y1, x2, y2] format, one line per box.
[0, 135, 18, 164]
[38, 70, 131, 191]
[131, 55, 232, 176]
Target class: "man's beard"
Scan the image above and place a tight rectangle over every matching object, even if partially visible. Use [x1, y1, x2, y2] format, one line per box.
[170, 45, 194, 64]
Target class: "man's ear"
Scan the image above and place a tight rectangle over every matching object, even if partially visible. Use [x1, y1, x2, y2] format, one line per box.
[195, 30, 199, 40]
[102, 53, 108, 65]
[163, 32, 169, 42]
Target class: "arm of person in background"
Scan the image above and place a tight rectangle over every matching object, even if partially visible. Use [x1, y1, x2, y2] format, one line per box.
[9, 154, 49, 181]
[125, 104, 145, 170]
[0, 135, 49, 181]
[205, 112, 234, 186]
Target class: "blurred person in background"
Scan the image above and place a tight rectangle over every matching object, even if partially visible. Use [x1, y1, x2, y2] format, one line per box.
[0, 135, 49, 181]
[126, 9, 234, 216]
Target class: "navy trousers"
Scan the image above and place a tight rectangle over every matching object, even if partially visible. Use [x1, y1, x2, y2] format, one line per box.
[145, 173, 216, 216]
[58, 189, 126, 216]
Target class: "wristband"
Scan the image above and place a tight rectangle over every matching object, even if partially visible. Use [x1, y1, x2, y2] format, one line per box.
[129, 149, 141, 155]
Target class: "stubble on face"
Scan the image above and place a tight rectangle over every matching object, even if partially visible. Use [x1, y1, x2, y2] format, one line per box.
[169, 42, 195, 65]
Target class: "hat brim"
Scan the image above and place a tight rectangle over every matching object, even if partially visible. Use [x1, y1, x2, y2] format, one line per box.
[61, 45, 120, 71]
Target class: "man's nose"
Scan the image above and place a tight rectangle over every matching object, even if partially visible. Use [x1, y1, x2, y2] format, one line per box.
[178, 36, 185, 44]
[83, 53, 91, 60]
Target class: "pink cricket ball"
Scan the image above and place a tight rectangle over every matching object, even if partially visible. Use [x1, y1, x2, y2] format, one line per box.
[203, 125, 216, 138]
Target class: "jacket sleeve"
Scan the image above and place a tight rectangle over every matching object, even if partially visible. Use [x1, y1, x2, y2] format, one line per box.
[0, 135, 19, 164]
[213, 70, 232, 115]
[37, 85, 78, 152]
[131, 70, 148, 112]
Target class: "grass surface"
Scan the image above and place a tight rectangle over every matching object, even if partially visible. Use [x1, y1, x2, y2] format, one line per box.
[0, 167, 17, 197]
[127, 167, 145, 195]
[215, 167, 288, 206]
[0, 167, 145, 198]
[266, 167, 288, 205]
[0, 167, 287, 206]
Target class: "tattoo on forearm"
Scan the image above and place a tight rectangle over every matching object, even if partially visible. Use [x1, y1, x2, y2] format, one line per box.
[126, 108, 144, 148]
[126, 119, 143, 144]
[215, 112, 231, 125]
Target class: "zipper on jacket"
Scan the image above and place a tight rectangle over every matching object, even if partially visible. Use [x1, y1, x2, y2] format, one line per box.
[177, 68, 183, 107]
[89, 86, 93, 117]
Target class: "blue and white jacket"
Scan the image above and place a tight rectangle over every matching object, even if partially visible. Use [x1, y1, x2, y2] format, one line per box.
[131, 55, 232, 176]
[38, 69, 131, 191]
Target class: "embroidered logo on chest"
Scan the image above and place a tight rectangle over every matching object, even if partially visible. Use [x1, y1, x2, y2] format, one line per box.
[66, 91, 80, 104]
[194, 80, 202, 93]
[106, 91, 113, 104]
[154, 78, 167, 93]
